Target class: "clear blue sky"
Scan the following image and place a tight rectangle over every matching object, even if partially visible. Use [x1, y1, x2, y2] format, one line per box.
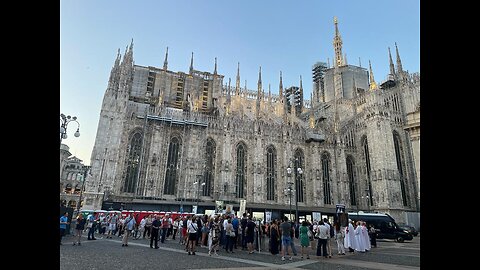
[60, 0, 419, 165]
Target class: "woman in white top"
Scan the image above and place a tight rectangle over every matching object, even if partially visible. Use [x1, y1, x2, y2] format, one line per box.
[187, 216, 198, 255]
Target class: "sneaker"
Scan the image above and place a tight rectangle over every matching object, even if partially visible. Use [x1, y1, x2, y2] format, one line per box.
[307, 255, 310, 259]
[289, 257, 293, 261]
[281, 256, 285, 261]
[301, 256, 303, 259]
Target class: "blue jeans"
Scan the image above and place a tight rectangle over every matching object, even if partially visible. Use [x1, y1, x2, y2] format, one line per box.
[161, 228, 168, 243]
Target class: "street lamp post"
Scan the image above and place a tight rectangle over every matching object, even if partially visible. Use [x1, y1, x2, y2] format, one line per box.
[295, 167, 303, 223]
[76, 165, 90, 213]
[60, 113, 80, 147]
[284, 176, 294, 220]
[193, 175, 205, 214]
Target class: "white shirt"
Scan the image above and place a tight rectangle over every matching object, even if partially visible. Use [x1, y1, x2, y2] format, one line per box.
[324, 222, 331, 238]
[317, 224, 329, 239]
[187, 222, 198, 233]
[223, 219, 228, 229]
[139, 218, 146, 229]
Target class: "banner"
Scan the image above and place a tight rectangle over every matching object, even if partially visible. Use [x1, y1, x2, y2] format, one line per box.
[265, 211, 272, 223]
[335, 204, 346, 214]
[239, 199, 247, 216]
[192, 205, 198, 214]
[312, 212, 321, 222]
[226, 204, 233, 215]
[215, 200, 224, 213]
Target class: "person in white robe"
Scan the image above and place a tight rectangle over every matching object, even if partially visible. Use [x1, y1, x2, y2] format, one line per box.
[343, 219, 357, 252]
[354, 221, 366, 252]
[362, 222, 371, 251]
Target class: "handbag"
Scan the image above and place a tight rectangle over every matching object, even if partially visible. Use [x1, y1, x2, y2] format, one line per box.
[229, 230, 236, 237]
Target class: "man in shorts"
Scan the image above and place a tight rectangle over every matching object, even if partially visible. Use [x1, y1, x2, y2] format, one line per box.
[280, 216, 293, 261]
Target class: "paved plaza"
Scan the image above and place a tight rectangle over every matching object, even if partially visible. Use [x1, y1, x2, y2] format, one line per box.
[60, 233, 420, 270]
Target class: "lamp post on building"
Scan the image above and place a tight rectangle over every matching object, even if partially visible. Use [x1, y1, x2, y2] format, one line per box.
[60, 113, 80, 147]
[361, 189, 371, 212]
[76, 165, 90, 213]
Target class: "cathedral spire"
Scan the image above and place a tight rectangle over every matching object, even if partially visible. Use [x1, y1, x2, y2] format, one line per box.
[333, 16, 344, 67]
[256, 67, 262, 117]
[244, 80, 247, 96]
[257, 66, 262, 99]
[214, 57, 217, 75]
[344, 53, 348, 65]
[299, 75, 304, 112]
[327, 58, 330, 68]
[227, 78, 231, 98]
[115, 48, 121, 66]
[300, 75, 303, 91]
[163, 47, 169, 70]
[268, 84, 271, 102]
[279, 71, 283, 99]
[352, 73, 357, 96]
[388, 47, 396, 77]
[235, 62, 240, 95]
[359, 57, 362, 67]
[108, 48, 122, 87]
[395, 42, 404, 73]
[369, 60, 377, 90]
[189, 52, 194, 74]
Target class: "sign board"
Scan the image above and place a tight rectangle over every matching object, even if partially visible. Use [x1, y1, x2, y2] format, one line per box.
[265, 211, 272, 223]
[312, 212, 321, 222]
[239, 199, 247, 216]
[192, 205, 197, 214]
[225, 204, 233, 215]
[215, 200, 224, 213]
[335, 204, 346, 214]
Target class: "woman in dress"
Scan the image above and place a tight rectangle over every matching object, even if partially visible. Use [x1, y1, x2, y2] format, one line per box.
[299, 221, 310, 259]
[270, 220, 280, 255]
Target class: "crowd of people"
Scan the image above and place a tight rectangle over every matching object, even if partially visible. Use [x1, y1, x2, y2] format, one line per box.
[60, 211, 377, 260]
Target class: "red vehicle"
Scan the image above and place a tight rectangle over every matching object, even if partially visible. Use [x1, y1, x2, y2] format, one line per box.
[120, 210, 194, 224]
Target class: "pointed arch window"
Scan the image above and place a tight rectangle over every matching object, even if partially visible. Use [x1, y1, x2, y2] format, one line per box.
[266, 145, 276, 201]
[122, 131, 143, 193]
[203, 138, 216, 196]
[321, 152, 332, 205]
[393, 132, 408, 206]
[346, 156, 357, 206]
[294, 149, 305, 203]
[164, 137, 181, 195]
[362, 136, 373, 206]
[235, 143, 247, 198]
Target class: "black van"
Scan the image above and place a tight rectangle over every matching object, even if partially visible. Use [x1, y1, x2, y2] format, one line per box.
[347, 212, 413, 243]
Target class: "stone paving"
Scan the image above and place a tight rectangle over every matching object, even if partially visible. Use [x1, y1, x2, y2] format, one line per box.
[60, 233, 420, 270]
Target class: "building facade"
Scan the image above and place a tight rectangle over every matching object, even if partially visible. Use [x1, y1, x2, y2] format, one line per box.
[60, 144, 88, 209]
[85, 18, 420, 223]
